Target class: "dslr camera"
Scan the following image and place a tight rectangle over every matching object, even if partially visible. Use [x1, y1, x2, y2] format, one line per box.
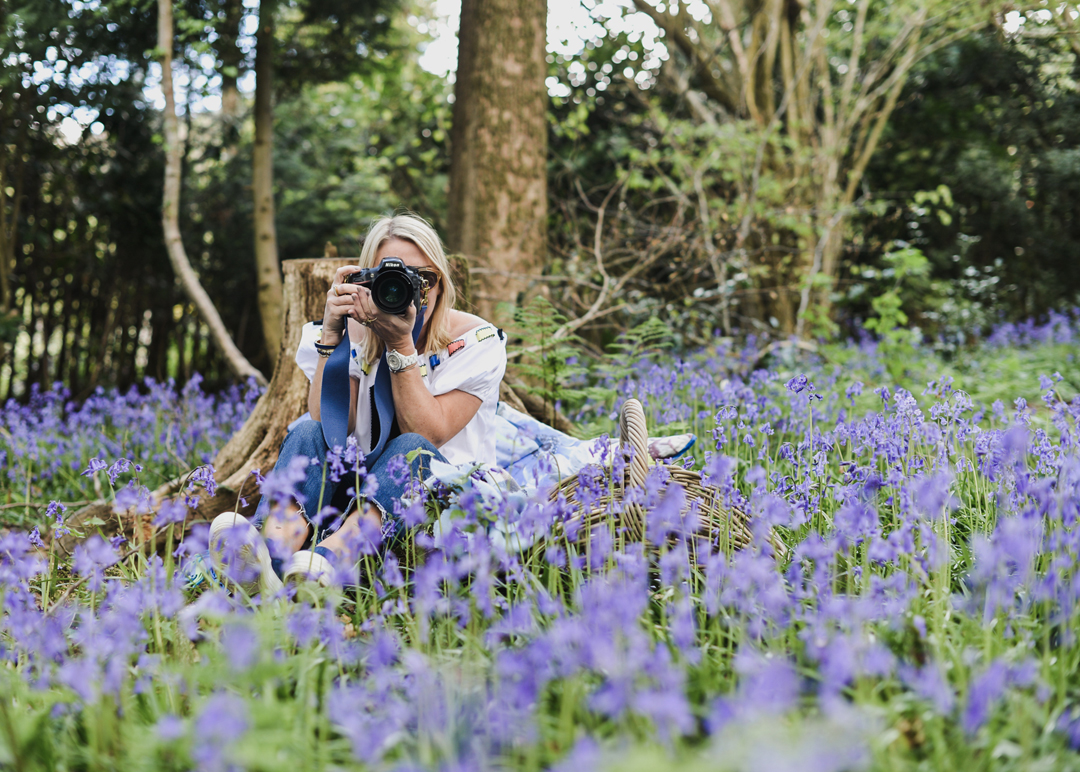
[346, 257, 427, 316]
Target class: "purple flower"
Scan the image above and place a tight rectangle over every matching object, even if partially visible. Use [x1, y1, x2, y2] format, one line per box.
[186, 464, 218, 499]
[72, 536, 119, 592]
[106, 457, 131, 485]
[1058, 711, 1080, 750]
[28, 527, 44, 550]
[152, 498, 189, 527]
[899, 663, 955, 714]
[193, 693, 250, 772]
[709, 651, 801, 733]
[786, 375, 810, 394]
[914, 472, 957, 520]
[113, 481, 153, 514]
[258, 455, 310, 511]
[551, 737, 603, 772]
[386, 454, 411, 485]
[80, 457, 108, 477]
[0, 532, 46, 585]
[47, 501, 70, 537]
[221, 622, 260, 671]
[962, 661, 1009, 735]
[156, 714, 185, 741]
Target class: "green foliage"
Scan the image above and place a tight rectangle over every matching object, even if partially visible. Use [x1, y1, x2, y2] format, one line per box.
[509, 296, 587, 427]
[586, 316, 674, 406]
[862, 246, 930, 382]
[0, 0, 450, 397]
[853, 26, 1080, 332]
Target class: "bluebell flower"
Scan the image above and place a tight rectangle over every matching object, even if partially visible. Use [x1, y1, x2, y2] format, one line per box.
[28, 527, 44, 550]
[155, 714, 185, 741]
[786, 375, 810, 394]
[152, 497, 188, 527]
[71, 536, 119, 593]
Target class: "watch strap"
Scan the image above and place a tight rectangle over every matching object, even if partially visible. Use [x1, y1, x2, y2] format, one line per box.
[387, 349, 420, 373]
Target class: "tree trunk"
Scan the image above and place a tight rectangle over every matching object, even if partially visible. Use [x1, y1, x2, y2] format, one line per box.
[0, 155, 22, 312]
[253, 0, 284, 368]
[447, 0, 548, 325]
[212, 258, 344, 492]
[216, 0, 244, 155]
[58, 257, 341, 554]
[158, 0, 267, 389]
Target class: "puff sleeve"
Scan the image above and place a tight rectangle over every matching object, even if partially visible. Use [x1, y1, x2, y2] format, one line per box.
[295, 322, 368, 383]
[429, 325, 507, 403]
[294, 322, 323, 382]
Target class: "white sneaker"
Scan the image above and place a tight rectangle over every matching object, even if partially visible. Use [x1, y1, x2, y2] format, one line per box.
[208, 512, 284, 597]
[282, 550, 336, 588]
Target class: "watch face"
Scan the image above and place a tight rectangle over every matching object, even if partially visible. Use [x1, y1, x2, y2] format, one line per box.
[387, 350, 414, 371]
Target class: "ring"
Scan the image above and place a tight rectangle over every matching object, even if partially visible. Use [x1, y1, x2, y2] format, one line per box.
[332, 283, 342, 296]
[360, 318, 372, 327]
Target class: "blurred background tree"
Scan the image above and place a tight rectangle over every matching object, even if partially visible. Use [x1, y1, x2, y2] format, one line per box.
[1, 0, 1078, 399]
[846, 12, 1080, 351]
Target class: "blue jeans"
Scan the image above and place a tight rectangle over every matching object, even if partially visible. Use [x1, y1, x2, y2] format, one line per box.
[253, 419, 446, 541]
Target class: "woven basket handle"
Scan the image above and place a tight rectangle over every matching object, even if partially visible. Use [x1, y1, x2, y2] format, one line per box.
[619, 398, 650, 489]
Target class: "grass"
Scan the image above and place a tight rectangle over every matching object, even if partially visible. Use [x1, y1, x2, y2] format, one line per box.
[1, 315, 1080, 771]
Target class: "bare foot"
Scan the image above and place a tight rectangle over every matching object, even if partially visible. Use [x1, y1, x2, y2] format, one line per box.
[262, 504, 310, 559]
[313, 504, 383, 563]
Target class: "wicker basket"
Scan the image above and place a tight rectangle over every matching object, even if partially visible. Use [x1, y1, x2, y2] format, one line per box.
[545, 399, 760, 561]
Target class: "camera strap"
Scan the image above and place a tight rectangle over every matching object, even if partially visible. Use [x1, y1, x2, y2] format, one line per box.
[319, 307, 426, 469]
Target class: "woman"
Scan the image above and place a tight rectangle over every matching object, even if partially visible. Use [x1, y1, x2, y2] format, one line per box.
[211, 214, 507, 592]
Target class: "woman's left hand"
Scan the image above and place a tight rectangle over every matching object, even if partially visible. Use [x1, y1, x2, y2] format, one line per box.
[355, 285, 417, 351]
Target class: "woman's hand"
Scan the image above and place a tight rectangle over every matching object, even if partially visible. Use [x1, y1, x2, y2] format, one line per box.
[321, 266, 365, 346]
[355, 285, 417, 352]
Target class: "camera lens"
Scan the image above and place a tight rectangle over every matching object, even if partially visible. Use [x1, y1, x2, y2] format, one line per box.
[372, 273, 411, 314]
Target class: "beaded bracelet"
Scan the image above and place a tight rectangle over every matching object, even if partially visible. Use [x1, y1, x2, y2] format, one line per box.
[314, 341, 336, 358]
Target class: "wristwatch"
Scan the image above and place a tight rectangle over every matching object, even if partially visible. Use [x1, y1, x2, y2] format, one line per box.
[386, 348, 419, 373]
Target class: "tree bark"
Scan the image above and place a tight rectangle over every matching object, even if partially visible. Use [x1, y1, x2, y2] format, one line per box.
[216, 0, 245, 158]
[0, 155, 22, 312]
[253, 0, 284, 368]
[447, 0, 548, 325]
[158, 0, 267, 388]
[212, 258, 344, 492]
[58, 257, 342, 554]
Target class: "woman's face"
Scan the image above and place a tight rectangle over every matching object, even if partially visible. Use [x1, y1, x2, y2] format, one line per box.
[375, 237, 442, 319]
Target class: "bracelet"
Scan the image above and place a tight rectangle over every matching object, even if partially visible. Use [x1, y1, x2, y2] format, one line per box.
[314, 341, 336, 358]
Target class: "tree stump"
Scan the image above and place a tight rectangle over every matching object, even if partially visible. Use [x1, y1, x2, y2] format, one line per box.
[211, 258, 348, 499]
[58, 258, 346, 554]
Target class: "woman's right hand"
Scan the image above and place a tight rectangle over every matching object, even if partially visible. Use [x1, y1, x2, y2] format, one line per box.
[320, 266, 364, 347]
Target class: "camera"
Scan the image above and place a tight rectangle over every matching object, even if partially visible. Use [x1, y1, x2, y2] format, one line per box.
[346, 257, 426, 316]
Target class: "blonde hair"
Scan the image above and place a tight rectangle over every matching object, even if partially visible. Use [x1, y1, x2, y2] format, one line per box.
[356, 213, 458, 364]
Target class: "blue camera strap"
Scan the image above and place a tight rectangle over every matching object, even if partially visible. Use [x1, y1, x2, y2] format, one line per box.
[320, 306, 426, 467]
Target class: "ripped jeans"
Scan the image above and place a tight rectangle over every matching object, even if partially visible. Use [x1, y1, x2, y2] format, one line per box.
[252, 419, 446, 542]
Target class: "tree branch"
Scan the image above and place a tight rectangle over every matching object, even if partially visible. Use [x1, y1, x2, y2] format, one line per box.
[158, 0, 267, 387]
[631, 0, 742, 114]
